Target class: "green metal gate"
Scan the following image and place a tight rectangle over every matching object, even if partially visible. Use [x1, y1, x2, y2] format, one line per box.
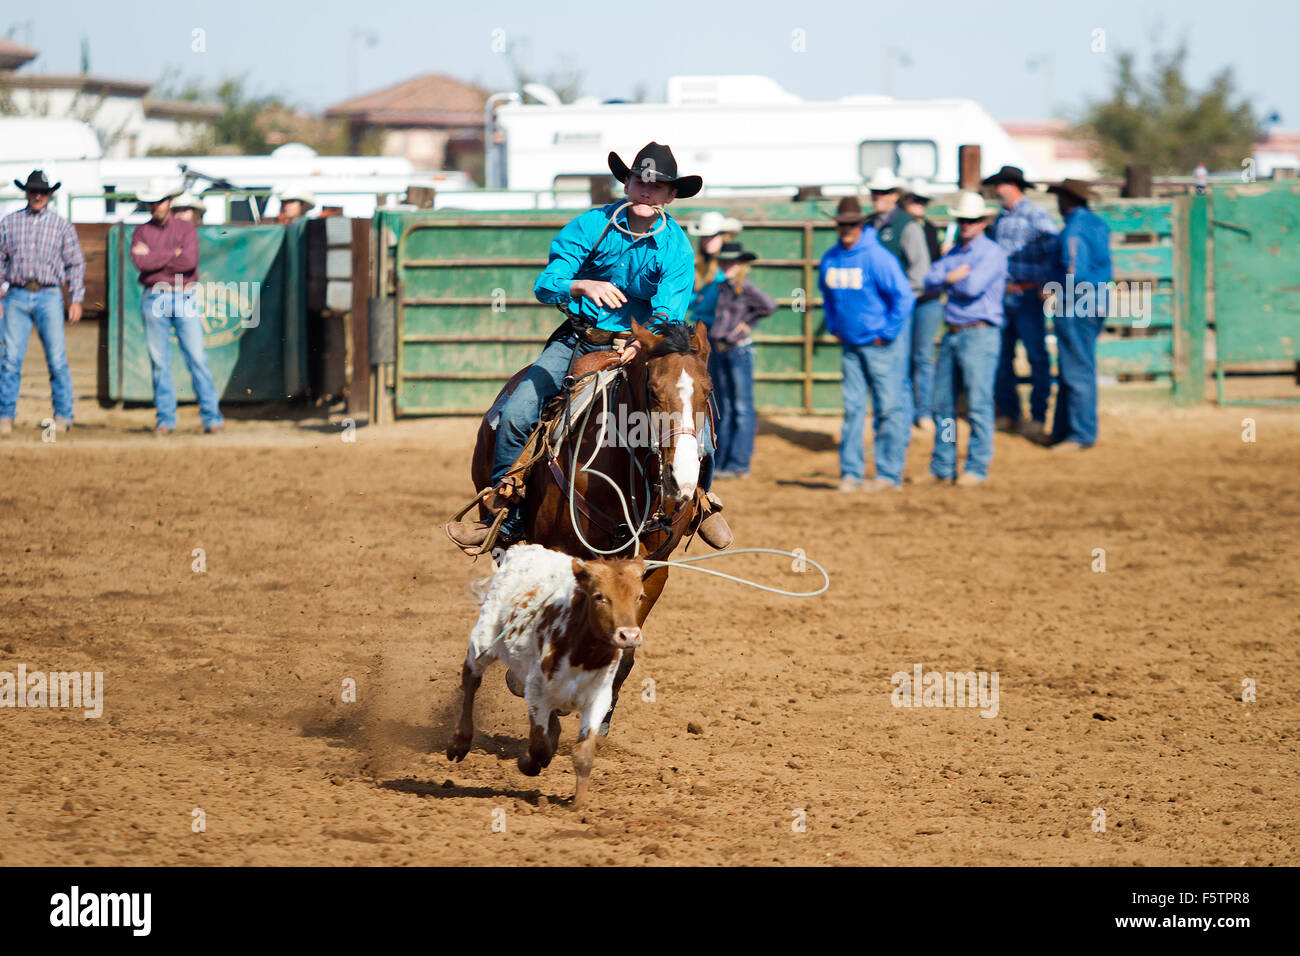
[384, 193, 1235, 417]
[1209, 182, 1300, 404]
[388, 203, 842, 416]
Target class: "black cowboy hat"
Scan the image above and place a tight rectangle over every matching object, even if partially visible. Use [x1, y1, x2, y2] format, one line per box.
[608, 142, 703, 199]
[980, 165, 1033, 190]
[1046, 178, 1096, 204]
[14, 169, 60, 193]
[830, 196, 869, 224]
[717, 241, 757, 263]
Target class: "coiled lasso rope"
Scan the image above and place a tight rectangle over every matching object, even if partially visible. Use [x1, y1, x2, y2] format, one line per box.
[562, 368, 829, 597]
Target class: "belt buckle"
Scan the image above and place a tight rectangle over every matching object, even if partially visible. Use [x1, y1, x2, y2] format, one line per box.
[23, 280, 42, 292]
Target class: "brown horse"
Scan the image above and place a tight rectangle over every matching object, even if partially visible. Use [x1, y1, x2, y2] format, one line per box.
[467, 317, 713, 733]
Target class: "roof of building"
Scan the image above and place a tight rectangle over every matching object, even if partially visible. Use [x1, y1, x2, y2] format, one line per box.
[0, 72, 152, 97]
[142, 98, 225, 122]
[0, 37, 38, 71]
[324, 73, 488, 127]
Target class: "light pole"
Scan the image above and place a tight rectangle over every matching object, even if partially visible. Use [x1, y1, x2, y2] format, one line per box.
[1026, 55, 1055, 117]
[348, 28, 378, 97]
[883, 46, 912, 97]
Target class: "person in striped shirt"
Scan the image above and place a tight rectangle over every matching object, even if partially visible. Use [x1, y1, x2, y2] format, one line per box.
[0, 170, 86, 435]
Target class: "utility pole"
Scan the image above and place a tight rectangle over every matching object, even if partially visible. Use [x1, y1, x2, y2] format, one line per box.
[882, 46, 912, 97]
[1026, 54, 1054, 117]
[347, 28, 378, 97]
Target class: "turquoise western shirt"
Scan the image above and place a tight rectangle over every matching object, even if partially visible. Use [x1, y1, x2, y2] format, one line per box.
[533, 202, 695, 331]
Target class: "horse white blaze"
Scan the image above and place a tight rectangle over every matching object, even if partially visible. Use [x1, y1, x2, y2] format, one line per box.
[671, 369, 699, 498]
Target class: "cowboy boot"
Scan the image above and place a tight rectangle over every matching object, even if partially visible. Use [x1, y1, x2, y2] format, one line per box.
[697, 490, 733, 550]
[446, 476, 526, 553]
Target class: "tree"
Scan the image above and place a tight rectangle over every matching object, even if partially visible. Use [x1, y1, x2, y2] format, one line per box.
[1074, 42, 1258, 175]
[505, 38, 584, 103]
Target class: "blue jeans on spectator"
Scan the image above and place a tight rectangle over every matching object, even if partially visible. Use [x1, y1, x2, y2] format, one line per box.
[839, 332, 911, 486]
[1051, 312, 1103, 445]
[708, 342, 756, 474]
[905, 296, 944, 426]
[490, 329, 715, 492]
[994, 289, 1051, 424]
[0, 287, 75, 421]
[931, 322, 1000, 480]
[142, 288, 223, 430]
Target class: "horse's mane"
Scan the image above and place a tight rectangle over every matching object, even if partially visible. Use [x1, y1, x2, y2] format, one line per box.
[647, 322, 696, 357]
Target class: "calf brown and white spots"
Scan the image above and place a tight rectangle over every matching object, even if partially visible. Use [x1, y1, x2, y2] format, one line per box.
[446, 544, 646, 805]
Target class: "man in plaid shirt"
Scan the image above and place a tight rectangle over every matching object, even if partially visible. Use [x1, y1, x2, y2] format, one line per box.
[0, 170, 86, 435]
[983, 165, 1058, 442]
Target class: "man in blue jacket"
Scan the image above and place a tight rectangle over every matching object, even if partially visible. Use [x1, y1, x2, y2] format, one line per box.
[1044, 179, 1111, 452]
[819, 197, 916, 493]
[446, 143, 732, 551]
[923, 191, 1009, 486]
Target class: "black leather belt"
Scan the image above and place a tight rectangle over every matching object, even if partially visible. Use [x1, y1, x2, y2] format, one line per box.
[946, 321, 995, 334]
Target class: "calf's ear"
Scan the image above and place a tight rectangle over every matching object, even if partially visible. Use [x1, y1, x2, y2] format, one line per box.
[571, 558, 588, 581]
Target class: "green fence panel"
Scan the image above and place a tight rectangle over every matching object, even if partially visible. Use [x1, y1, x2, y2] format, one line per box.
[106, 222, 307, 403]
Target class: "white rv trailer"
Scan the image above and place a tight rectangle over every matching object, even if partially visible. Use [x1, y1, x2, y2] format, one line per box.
[493, 74, 1039, 197]
[0, 120, 431, 223]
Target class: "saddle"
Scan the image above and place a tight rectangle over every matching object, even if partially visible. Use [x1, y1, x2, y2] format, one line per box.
[484, 334, 627, 512]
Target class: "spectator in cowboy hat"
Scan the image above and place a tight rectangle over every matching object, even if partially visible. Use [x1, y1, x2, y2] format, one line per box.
[922, 191, 1008, 486]
[981, 164, 1058, 442]
[130, 180, 224, 436]
[1044, 178, 1111, 453]
[819, 196, 915, 493]
[901, 182, 946, 427]
[868, 168, 935, 438]
[0, 170, 86, 436]
[171, 191, 206, 224]
[447, 142, 734, 552]
[275, 187, 316, 223]
[687, 211, 743, 332]
[708, 241, 776, 479]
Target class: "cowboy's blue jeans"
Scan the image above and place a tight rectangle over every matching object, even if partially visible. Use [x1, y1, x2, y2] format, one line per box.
[839, 331, 911, 486]
[994, 289, 1051, 424]
[1051, 311, 1103, 446]
[707, 343, 756, 474]
[905, 296, 944, 424]
[490, 331, 715, 493]
[0, 287, 75, 421]
[931, 322, 1000, 480]
[142, 289, 224, 430]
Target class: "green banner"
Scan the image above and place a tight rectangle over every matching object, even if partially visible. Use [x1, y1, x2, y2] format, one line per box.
[106, 221, 307, 403]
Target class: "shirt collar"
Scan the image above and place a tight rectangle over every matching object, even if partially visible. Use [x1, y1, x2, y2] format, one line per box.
[23, 204, 48, 217]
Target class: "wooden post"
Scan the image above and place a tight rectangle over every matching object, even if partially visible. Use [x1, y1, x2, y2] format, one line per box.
[1173, 194, 1208, 406]
[349, 218, 372, 419]
[1123, 165, 1152, 198]
[958, 145, 982, 190]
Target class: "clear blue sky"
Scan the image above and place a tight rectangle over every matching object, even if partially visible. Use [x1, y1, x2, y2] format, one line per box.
[9, 0, 1297, 126]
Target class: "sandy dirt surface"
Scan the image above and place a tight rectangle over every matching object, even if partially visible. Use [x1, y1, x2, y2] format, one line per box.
[0, 322, 1297, 866]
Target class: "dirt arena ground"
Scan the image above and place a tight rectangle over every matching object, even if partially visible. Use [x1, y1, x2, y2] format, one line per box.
[1, 323, 1297, 866]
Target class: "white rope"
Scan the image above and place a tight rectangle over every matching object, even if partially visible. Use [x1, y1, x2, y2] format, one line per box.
[645, 548, 829, 598]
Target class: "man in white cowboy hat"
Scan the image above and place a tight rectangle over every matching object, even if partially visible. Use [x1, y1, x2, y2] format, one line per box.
[982, 164, 1058, 441]
[130, 180, 224, 436]
[171, 191, 206, 224]
[0, 169, 86, 435]
[922, 191, 1008, 486]
[446, 142, 733, 552]
[275, 187, 316, 223]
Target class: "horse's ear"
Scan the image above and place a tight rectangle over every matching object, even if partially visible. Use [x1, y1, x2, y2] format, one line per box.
[630, 318, 660, 353]
[690, 320, 709, 358]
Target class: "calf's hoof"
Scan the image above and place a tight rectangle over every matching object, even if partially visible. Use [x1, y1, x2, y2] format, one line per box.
[517, 754, 542, 777]
[446, 734, 471, 762]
